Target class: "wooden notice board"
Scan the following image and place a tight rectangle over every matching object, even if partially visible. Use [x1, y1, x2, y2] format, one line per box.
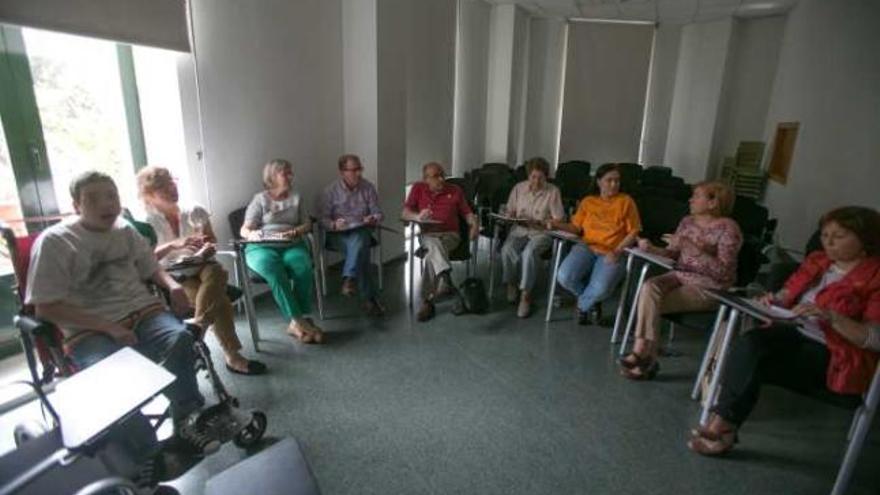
[768, 122, 799, 185]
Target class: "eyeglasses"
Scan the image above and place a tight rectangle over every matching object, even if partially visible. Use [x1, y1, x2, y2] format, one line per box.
[342, 167, 363, 172]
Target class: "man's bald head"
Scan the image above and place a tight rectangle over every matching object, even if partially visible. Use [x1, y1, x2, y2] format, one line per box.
[422, 162, 446, 192]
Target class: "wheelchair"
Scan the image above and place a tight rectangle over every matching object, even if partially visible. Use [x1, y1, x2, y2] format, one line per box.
[1, 224, 267, 492]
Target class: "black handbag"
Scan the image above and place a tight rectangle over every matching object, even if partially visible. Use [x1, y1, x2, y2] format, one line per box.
[452, 277, 489, 315]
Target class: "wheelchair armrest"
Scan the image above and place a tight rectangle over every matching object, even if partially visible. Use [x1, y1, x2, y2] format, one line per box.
[14, 314, 58, 340]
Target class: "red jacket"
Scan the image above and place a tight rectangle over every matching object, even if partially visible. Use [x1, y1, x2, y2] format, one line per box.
[781, 251, 880, 395]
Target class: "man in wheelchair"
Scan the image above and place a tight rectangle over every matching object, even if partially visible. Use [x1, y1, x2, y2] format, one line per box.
[24, 171, 220, 457]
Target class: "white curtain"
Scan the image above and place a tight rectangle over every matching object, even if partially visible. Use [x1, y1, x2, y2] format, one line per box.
[558, 22, 653, 165]
[0, 0, 189, 51]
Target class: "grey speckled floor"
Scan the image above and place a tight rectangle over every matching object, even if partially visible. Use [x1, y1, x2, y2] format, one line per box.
[1, 257, 878, 495]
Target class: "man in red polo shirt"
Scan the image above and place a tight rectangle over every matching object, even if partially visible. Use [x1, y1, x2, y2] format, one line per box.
[402, 162, 478, 321]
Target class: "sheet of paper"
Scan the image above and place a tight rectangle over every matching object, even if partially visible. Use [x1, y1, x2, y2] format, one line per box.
[625, 247, 675, 269]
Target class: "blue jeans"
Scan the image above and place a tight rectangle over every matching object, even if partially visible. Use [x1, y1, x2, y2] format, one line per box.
[327, 227, 376, 299]
[556, 243, 625, 313]
[68, 311, 205, 422]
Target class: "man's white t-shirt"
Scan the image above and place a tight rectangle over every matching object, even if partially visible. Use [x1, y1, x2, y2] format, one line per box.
[25, 218, 163, 337]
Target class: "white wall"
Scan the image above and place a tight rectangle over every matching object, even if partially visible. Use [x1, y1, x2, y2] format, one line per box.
[640, 23, 682, 166]
[710, 15, 786, 175]
[763, 0, 880, 249]
[451, 0, 491, 175]
[521, 17, 567, 168]
[189, 0, 344, 242]
[663, 18, 733, 182]
[559, 22, 654, 165]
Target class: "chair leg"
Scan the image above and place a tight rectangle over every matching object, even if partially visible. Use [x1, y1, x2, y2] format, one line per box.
[610, 253, 635, 344]
[408, 224, 415, 310]
[700, 309, 741, 425]
[376, 227, 383, 292]
[236, 255, 261, 353]
[545, 239, 563, 322]
[488, 224, 499, 301]
[692, 305, 728, 400]
[319, 245, 328, 297]
[831, 405, 876, 495]
[230, 259, 244, 314]
[312, 257, 325, 321]
[618, 263, 650, 356]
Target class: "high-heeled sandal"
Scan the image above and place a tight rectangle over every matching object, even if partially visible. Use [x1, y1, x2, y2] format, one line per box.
[620, 359, 660, 380]
[618, 352, 650, 369]
[687, 427, 738, 456]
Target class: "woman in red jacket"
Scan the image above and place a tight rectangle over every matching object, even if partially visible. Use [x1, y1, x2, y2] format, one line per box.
[689, 206, 880, 456]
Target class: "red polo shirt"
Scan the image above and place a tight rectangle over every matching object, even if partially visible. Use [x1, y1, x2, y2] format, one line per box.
[404, 182, 473, 234]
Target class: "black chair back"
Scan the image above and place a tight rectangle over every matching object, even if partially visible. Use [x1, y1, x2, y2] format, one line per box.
[614, 162, 643, 195]
[731, 195, 769, 242]
[636, 195, 689, 244]
[446, 177, 477, 207]
[480, 162, 512, 175]
[555, 161, 592, 205]
[474, 169, 516, 210]
[228, 207, 247, 241]
[641, 166, 672, 185]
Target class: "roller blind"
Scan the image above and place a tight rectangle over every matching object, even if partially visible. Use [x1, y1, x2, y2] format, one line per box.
[558, 22, 653, 165]
[0, 0, 190, 52]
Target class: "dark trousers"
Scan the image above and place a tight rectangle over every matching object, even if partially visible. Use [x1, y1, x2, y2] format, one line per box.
[713, 324, 858, 425]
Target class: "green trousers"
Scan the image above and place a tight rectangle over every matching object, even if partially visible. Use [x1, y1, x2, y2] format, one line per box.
[245, 242, 313, 319]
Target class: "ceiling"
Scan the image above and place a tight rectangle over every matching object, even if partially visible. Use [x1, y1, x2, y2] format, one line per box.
[486, 0, 798, 23]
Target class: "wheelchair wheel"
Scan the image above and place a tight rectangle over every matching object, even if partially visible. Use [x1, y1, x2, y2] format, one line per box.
[13, 420, 50, 447]
[232, 411, 267, 448]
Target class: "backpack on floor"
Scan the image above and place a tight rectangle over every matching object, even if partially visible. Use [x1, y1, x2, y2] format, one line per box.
[452, 277, 489, 315]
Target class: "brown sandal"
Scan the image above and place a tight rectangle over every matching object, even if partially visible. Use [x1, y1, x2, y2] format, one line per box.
[287, 322, 314, 344]
[303, 318, 325, 344]
[620, 359, 659, 380]
[618, 352, 649, 369]
[687, 427, 737, 456]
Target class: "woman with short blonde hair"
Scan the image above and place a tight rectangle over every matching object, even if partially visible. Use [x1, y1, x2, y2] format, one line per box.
[240, 159, 324, 343]
[620, 181, 742, 380]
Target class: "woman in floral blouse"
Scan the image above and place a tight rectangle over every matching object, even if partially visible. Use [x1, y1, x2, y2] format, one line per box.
[620, 181, 743, 380]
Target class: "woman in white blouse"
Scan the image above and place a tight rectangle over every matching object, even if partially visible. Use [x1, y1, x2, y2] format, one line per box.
[500, 157, 565, 318]
[137, 166, 266, 375]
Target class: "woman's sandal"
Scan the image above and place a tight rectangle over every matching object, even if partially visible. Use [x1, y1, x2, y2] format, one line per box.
[620, 359, 660, 380]
[303, 318, 325, 344]
[287, 322, 315, 344]
[618, 352, 650, 369]
[687, 426, 738, 456]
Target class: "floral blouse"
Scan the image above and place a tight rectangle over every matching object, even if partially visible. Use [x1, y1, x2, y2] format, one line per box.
[670, 215, 743, 289]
